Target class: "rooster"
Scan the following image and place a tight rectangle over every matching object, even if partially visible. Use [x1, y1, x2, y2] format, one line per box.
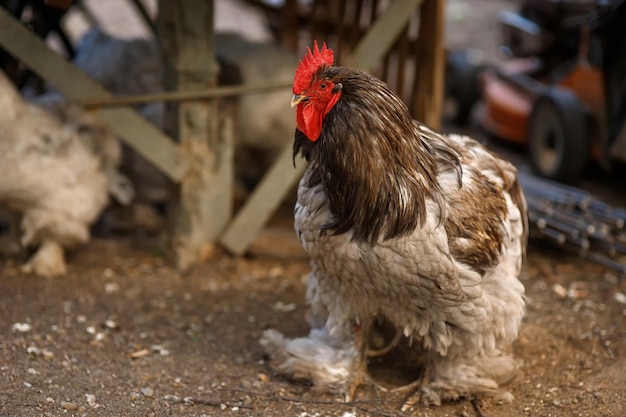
[260, 42, 527, 406]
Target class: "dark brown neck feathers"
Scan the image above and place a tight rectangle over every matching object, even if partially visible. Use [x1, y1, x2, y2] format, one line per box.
[294, 67, 461, 243]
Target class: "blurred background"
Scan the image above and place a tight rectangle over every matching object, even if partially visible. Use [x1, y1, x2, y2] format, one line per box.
[0, 1, 625, 416]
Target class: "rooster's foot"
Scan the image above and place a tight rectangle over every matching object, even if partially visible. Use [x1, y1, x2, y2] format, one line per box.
[400, 386, 446, 410]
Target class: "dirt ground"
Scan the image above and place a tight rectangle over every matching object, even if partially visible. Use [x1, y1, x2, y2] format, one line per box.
[1, 209, 626, 417]
[2, 0, 626, 416]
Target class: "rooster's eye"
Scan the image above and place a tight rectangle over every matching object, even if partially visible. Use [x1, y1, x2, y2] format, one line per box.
[320, 83, 327, 89]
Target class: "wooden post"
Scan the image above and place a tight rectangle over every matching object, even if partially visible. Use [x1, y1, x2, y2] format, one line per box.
[157, 0, 232, 270]
[412, 0, 445, 130]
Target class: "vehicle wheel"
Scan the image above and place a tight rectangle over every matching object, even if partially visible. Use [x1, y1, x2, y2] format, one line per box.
[528, 88, 590, 183]
[445, 51, 484, 126]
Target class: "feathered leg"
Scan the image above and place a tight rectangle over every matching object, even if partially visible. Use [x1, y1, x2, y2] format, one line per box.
[260, 324, 357, 394]
[401, 350, 520, 408]
[21, 239, 67, 277]
[263, 321, 391, 401]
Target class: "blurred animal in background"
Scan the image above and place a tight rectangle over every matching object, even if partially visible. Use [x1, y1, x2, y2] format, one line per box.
[0, 70, 131, 277]
[69, 29, 297, 231]
[261, 43, 528, 406]
[71, 28, 170, 233]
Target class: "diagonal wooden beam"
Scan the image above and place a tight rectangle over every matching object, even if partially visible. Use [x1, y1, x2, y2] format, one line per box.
[346, 0, 424, 72]
[220, 144, 307, 256]
[0, 7, 188, 182]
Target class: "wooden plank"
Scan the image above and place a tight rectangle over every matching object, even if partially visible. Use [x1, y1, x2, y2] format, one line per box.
[412, 0, 446, 130]
[347, 0, 424, 72]
[220, 144, 307, 256]
[158, 0, 233, 270]
[76, 81, 292, 108]
[0, 8, 188, 182]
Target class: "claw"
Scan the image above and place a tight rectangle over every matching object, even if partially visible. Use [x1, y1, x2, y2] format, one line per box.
[367, 326, 402, 357]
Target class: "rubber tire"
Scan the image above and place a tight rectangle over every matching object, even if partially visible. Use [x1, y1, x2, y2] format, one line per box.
[445, 51, 483, 126]
[528, 88, 590, 183]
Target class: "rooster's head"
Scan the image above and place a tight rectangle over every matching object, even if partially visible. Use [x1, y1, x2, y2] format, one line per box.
[291, 41, 342, 142]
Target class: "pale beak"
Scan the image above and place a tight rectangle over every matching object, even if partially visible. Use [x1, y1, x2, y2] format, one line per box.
[291, 94, 308, 108]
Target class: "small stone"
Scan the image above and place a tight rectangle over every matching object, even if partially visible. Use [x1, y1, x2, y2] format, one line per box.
[151, 345, 170, 356]
[42, 350, 55, 360]
[26, 346, 40, 356]
[104, 319, 118, 329]
[130, 348, 151, 359]
[45, 397, 55, 403]
[552, 284, 567, 298]
[164, 395, 181, 402]
[12, 322, 32, 333]
[76, 315, 87, 323]
[130, 392, 140, 401]
[24, 381, 32, 388]
[85, 394, 97, 407]
[614, 292, 626, 304]
[86, 326, 96, 335]
[27, 368, 38, 375]
[141, 387, 154, 398]
[567, 282, 589, 299]
[272, 301, 296, 312]
[268, 266, 283, 278]
[104, 282, 119, 294]
[60, 401, 78, 410]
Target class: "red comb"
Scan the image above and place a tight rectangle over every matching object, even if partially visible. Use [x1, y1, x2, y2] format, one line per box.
[293, 41, 335, 94]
